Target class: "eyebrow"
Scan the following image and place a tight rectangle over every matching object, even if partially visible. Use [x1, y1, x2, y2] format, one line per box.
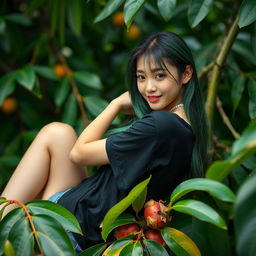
[136, 68, 166, 73]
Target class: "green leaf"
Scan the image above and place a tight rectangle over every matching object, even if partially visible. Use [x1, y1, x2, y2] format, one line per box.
[33, 214, 76, 256]
[67, 0, 82, 36]
[144, 240, 169, 256]
[124, 0, 146, 28]
[232, 119, 256, 156]
[73, 71, 102, 90]
[161, 227, 201, 256]
[25, 0, 46, 14]
[79, 243, 107, 256]
[235, 174, 256, 256]
[102, 238, 132, 256]
[170, 178, 235, 204]
[5, 13, 32, 26]
[157, 0, 176, 21]
[231, 76, 246, 114]
[16, 65, 36, 91]
[0, 197, 7, 204]
[26, 200, 82, 234]
[8, 217, 34, 256]
[119, 241, 143, 255]
[132, 186, 147, 215]
[3, 240, 15, 256]
[54, 77, 70, 107]
[62, 93, 77, 126]
[101, 176, 151, 241]
[0, 207, 24, 255]
[172, 199, 227, 229]
[94, 0, 124, 23]
[84, 95, 108, 117]
[0, 17, 6, 34]
[0, 72, 16, 105]
[238, 0, 256, 28]
[33, 65, 58, 80]
[101, 213, 137, 241]
[188, 0, 213, 27]
[248, 79, 256, 119]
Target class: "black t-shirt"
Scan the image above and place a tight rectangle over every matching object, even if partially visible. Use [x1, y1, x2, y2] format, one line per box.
[58, 110, 194, 249]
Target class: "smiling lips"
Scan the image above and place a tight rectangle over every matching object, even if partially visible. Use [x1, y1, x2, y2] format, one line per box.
[147, 96, 161, 103]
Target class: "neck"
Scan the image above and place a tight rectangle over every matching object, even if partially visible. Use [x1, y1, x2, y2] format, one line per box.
[170, 103, 184, 113]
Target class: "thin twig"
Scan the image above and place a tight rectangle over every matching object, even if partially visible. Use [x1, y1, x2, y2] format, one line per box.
[198, 62, 214, 80]
[216, 96, 240, 139]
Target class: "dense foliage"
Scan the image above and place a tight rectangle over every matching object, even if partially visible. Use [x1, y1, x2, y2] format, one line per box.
[0, 0, 256, 255]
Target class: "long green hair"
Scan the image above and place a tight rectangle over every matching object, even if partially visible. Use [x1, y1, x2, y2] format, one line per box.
[126, 31, 209, 177]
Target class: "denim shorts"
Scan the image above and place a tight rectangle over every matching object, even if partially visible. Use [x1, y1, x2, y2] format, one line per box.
[48, 189, 83, 253]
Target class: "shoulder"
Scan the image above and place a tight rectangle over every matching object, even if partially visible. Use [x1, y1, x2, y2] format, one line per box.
[144, 111, 193, 135]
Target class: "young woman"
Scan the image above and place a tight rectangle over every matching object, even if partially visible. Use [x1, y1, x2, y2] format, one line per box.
[1, 32, 208, 251]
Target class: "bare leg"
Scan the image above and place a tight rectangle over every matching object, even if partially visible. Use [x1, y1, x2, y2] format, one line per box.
[1, 122, 86, 215]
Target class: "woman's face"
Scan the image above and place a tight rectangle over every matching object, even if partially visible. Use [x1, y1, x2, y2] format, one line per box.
[136, 55, 188, 112]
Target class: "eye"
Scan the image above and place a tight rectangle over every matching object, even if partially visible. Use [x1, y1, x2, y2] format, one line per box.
[136, 74, 145, 81]
[155, 73, 166, 80]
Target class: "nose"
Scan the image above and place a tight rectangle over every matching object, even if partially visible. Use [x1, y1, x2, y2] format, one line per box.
[145, 79, 156, 92]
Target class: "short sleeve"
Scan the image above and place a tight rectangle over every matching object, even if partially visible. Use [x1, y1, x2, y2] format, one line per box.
[106, 115, 158, 190]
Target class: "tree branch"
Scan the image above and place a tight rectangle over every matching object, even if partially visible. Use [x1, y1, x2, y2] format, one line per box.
[205, 17, 239, 127]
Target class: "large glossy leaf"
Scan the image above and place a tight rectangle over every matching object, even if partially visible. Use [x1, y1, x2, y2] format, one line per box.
[248, 79, 256, 119]
[206, 145, 256, 181]
[33, 65, 58, 80]
[170, 178, 235, 204]
[33, 214, 76, 256]
[207, 119, 256, 181]
[0, 72, 16, 105]
[84, 95, 108, 117]
[161, 227, 201, 256]
[16, 65, 36, 91]
[157, 0, 176, 21]
[102, 238, 132, 256]
[119, 241, 143, 255]
[232, 118, 256, 156]
[26, 200, 82, 234]
[238, 0, 256, 28]
[235, 174, 256, 256]
[5, 14, 32, 26]
[62, 93, 77, 126]
[54, 77, 70, 108]
[132, 186, 147, 215]
[124, 0, 146, 28]
[231, 76, 246, 114]
[74, 71, 102, 90]
[67, 0, 82, 36]
[79, 243, 107, 256]
[8, 217, 34, 256]
[94, 0, 124, 23]
[172, 199, 227, 229]
[0, 207, 24, 255]
[188, 0, 213, 27]
[101, 176, 151, 241]
[101, 213, 137, 241]
[144, 240, 169, 256]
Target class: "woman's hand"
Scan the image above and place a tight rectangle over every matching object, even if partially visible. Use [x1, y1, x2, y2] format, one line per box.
[113, 92, 134, 115]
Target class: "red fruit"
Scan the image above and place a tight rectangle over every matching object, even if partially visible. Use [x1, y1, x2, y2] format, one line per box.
[144, 200, 171, 229]
[145, 229, 165, 246]
[114, 223, 140, 239]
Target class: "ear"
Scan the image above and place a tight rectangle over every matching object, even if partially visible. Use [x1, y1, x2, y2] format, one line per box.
[182, 65, 193, 84]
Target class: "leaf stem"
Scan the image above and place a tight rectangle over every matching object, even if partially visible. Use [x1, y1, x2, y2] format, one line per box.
[7, 200, 44, 254]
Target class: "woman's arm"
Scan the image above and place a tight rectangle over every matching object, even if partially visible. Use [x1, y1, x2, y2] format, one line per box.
[70, 92, 133, 166]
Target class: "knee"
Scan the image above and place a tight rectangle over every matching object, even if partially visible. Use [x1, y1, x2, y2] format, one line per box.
[40, 122, 77, 143]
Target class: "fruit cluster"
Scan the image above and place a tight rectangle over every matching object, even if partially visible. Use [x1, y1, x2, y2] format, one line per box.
[113, 200, 171, 246]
